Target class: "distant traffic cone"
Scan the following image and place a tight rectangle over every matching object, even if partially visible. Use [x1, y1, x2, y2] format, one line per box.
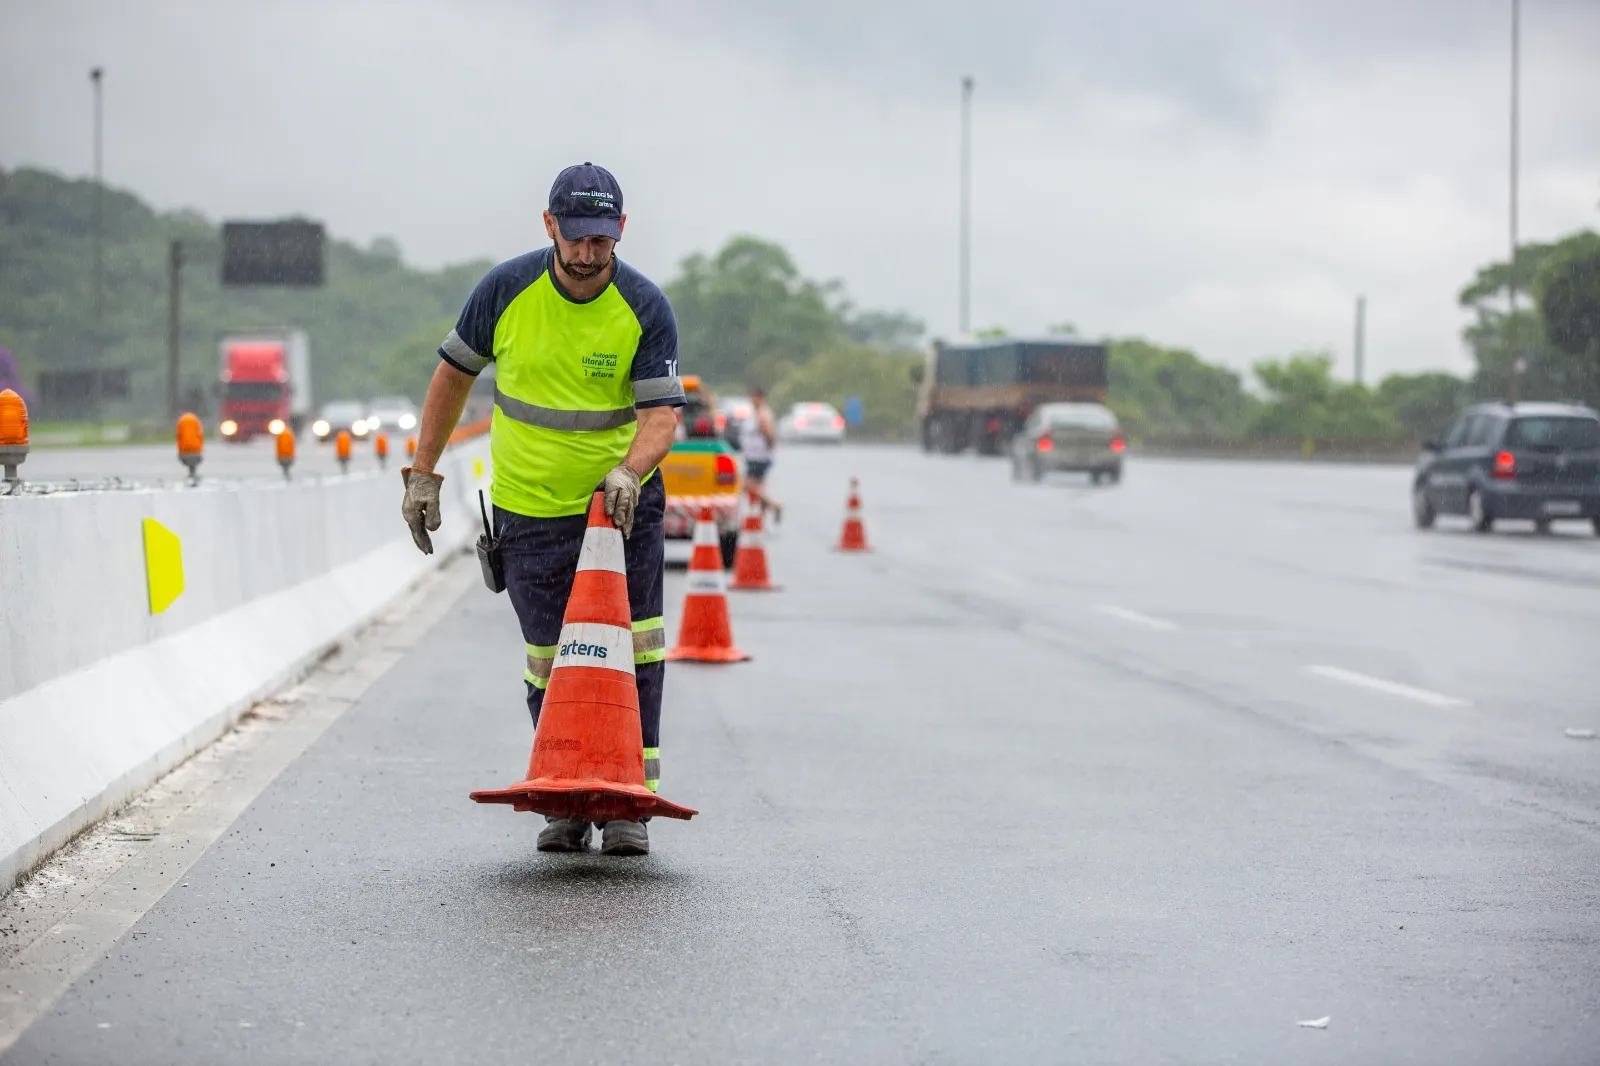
[470, 492, 697, 823]
[667, 507, 751, 662]
[835, 477, 870, 552]
[729, 490, 780, 591]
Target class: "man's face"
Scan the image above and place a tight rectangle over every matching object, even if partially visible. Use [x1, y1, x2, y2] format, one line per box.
[544, 211, 625, 281]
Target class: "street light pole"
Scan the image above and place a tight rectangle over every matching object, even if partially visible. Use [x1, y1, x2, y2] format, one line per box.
[1508, 0, 1523, 402]
[90, 66, 105, 422]
[167, 241, 184, 421]
[1508, 0, 1519, 316]
[959, 75, 973, 336]
[1354, 295, 1367, 386]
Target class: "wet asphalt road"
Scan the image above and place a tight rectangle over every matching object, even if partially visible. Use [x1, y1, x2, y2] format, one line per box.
[7, 446, 1600, 1064]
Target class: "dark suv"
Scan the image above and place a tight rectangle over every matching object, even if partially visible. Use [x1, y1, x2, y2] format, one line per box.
[1413, 402, 1600, 534]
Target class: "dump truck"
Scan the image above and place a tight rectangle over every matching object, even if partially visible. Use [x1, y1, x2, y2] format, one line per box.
[917, 337, 1109, 455]
[217, 331, 312, 441]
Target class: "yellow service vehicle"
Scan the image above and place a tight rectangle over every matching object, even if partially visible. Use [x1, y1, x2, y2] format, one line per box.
[660, 376, 744, 568]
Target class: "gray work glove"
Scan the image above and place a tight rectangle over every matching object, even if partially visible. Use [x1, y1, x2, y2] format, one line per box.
[400, 467, 444, 554]
[602, 464, 643, 537]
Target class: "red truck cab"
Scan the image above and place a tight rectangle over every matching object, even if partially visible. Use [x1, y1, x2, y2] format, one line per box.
[217, 332, 311, 442]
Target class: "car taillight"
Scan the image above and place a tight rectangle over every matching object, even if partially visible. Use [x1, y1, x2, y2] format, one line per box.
[1110, 436, 1126, 453]
[693, 417, 713, 436]
[1037, 437, 1054, 453]
[1492, 450, 1516, 479]
[714, 454, 737, 485]
[833, 416, 845, 430]
[986, 418, 1001, 432]
[715, 412, 728, 431]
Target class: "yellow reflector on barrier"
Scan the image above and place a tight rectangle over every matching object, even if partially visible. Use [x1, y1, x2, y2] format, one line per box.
[142, 518, 185, 615]
[473, 457, 485, 480]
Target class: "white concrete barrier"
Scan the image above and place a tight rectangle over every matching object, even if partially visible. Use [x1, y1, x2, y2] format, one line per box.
[0, 441, 493, 890]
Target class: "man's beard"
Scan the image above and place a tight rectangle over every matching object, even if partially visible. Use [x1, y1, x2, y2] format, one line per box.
[554, 242, 612, 281]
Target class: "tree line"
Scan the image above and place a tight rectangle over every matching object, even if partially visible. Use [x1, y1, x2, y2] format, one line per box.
[4, 163, 1596, 443]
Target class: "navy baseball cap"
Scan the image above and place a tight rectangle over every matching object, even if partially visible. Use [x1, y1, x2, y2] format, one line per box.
[548, 162, 624, 241]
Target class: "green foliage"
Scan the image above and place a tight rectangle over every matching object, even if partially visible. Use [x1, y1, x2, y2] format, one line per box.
[1460, 230, 1600, 407]
[1107, 338, 1255, 438]
[1375, 371, 1468, 440]
[0, 165, 489, 417]
[1248, 353, 1400, 440]
[1532, 231, 1600, 402]
[663, 234, 925, 436]
[769, 343, 922, 440]
[1457, 238, 1565, 310]
[664, 236, 845, 391]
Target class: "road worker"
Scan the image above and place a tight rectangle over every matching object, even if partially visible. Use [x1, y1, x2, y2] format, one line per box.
[399, 163, 684, 856]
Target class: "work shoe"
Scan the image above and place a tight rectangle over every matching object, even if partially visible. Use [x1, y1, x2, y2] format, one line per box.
[600, 820, 649, 856]
[536, 818, 592, 852]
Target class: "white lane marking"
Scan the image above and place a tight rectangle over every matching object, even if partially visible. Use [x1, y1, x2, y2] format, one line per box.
[1305, 665, 1467, 708]
[1093, 604, 1179, 631]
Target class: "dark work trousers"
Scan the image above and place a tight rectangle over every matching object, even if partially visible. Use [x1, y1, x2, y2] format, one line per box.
[495, 473, 667, 794]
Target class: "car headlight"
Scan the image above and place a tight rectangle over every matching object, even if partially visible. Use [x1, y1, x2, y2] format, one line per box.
[220, 420, 238, 436]
[267, 419, 286, 436]
[312, 420, 330, 437]
[353, 420, 370, 436]
[398, 413, 417, 430]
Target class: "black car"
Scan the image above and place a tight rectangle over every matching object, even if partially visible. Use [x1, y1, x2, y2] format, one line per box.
[1412, 402, 1600, 534]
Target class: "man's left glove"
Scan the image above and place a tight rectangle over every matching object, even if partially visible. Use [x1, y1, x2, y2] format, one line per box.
[400, 467, 444, 555]
[602, 464, 643, 537]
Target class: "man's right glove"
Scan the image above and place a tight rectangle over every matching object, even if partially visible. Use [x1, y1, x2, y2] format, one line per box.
[400, 467, 444, 555]
[602, 464, 643, 537]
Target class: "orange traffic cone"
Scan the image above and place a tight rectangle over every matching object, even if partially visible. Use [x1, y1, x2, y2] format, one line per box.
[470, 492, 697, 823]
[667, 507, 751, 662]
[729, 490, 780, 591]
[835, 477, 870, 552]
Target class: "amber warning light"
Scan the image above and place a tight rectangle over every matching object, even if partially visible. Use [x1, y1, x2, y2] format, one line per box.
[0, 388, 29, 484]
[276, 428, 296, 480]
[176, 413, 204, 484]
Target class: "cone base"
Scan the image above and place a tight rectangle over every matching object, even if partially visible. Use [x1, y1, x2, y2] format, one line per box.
[666, 645, 752, 662]
[729, 579, 782, 591]
[470, 777, 697, 821]
[834, 544, 871, 553]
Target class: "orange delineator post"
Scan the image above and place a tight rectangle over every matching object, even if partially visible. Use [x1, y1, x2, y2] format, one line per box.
[471, 493, 697, 823]
[406, 435, 417, 458]
[729, 490, 780, 591]
[836, 477, 870, 552]
[0, 389, 29, 483]
[666, 507, 751, 662]
[374, 432, 390, 467]
[175, 412, 204, 484]
[275, 428, 296, 479]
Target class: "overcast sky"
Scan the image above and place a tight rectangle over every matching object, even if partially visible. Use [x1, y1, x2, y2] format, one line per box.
[4, 0, 1598, 379]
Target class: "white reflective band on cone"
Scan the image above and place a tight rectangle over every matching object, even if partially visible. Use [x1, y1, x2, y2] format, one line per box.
[551, 621, 637, 675]
[686, 569, 726, 595]
[577, 524, 626, 574]
[737, 530, 764, 548]
[692, 521, 720, 548]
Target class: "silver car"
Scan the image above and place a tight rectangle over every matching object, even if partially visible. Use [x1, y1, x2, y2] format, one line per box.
[778, 401, 847, 444]
[1010, 403, 1125, 484]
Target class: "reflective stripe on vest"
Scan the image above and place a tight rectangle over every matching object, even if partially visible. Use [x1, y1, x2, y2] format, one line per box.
[495, 388, 636, 432]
